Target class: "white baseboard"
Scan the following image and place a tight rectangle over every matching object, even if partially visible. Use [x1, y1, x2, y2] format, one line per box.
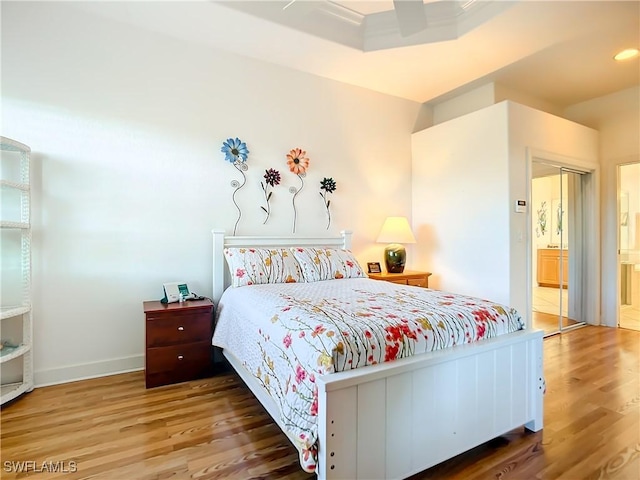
[34, 354, 144, 388]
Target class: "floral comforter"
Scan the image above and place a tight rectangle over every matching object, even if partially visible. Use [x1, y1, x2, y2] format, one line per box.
[212, 278, 524, 473]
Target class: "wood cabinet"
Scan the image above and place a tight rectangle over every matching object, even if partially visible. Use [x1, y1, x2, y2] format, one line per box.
[368, 270, 432, 288]
[537, 249, 568, 288]
[143, 299, 214, 388]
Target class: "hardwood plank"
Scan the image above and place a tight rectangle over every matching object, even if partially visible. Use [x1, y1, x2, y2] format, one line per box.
[1, 326, 638, 479]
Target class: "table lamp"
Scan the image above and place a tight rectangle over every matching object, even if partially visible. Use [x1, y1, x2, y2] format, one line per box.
[376, 216, 416, 273]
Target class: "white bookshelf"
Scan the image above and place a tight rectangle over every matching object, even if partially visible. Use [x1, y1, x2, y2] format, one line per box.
[1, 136, 34, 405]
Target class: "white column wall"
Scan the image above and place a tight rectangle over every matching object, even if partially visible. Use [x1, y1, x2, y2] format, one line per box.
[411, 102, 511, 304]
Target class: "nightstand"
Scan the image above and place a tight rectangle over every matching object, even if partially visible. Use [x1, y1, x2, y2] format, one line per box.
[143, 299, 214, 388]
[368, 270, 432, 288]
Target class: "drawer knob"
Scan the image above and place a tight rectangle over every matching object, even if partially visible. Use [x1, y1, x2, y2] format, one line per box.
[177, 326, 184, 331]
[177, 355, 184, 360]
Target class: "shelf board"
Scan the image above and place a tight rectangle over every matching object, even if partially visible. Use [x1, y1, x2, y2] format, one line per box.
[0, 221, 29, 229]
[0, 344, 30, 364]
[0, 137, 31, 153]
[1, 306, 31, 320]
[0, 381, 33, 405]
[0, 179, 29, 191]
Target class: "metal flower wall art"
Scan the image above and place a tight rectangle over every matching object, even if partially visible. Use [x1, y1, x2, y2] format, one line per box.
[319, 177, 336, 230]
[221, 137, 249, 235]
[556, 202, 564, 235]
[536, 201, 547, 237]
[261, 168, 281, 224]
[286, 148, 310, 233]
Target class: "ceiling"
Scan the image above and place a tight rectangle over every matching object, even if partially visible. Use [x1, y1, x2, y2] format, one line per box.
[74, 1, 639, 106]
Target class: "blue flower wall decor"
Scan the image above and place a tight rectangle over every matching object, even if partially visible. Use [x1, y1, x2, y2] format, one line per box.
[222, 137, 249, 163]
[221, 137, 249, 235]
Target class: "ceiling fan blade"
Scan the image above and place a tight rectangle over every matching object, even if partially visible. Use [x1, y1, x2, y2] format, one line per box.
[282, 0, 296, 10]
[393, 0, 428, 37]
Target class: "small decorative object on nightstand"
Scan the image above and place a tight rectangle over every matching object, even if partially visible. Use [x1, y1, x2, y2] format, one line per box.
[368, 270, 432, 288]
[143, 298, 214, 388]
[367, 262, 382, 274]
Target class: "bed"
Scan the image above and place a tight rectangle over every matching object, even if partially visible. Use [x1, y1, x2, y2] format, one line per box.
[211, 229, 544, 480]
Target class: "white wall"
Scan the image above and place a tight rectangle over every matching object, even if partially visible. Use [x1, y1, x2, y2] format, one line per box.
[412, 101, 599, 326]
[564, 86, 640, 327]
[1, 3, 421, 385]
[411, 103, 511, 303]
[430, 82, 563, 126]
[494, 84, 563, 118]
[432, 84, 497, 125]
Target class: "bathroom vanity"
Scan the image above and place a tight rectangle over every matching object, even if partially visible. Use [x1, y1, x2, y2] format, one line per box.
[537, 248, 568, 288]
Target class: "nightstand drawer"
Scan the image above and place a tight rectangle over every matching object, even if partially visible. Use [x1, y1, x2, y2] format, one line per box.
[146, 341, 211, 375]
[146, 313, 211, 348]
[368, 270, 432, 288]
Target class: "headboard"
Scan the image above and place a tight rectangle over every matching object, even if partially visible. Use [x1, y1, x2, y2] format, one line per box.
[211, 229, 353, 304]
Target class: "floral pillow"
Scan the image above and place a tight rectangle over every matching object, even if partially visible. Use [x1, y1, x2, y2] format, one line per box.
[224, 248, 304, 287]
[290, 247, 366, 282]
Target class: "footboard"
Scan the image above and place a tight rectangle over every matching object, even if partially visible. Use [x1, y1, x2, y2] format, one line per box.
[316, 328, 544, 480]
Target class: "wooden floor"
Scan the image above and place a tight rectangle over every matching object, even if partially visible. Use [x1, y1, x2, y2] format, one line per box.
[1, 326, 639, 479]
[620, 304, 640, 332]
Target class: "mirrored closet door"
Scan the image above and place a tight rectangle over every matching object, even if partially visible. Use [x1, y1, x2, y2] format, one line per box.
[531, 162, 588, 336]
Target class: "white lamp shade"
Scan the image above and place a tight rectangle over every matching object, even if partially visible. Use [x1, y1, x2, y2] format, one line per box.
[376, 216, 416, 244]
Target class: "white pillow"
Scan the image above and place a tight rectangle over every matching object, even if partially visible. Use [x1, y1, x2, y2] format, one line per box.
[290, 247, 366, 282]
[224, 248, 304, 287]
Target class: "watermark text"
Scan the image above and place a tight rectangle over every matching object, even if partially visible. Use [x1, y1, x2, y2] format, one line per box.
[3, 460, 78, 473]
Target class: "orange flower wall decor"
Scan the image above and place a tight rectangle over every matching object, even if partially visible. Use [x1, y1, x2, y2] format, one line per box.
[287, 148, 310, 175]
[287, 147, 310, 233]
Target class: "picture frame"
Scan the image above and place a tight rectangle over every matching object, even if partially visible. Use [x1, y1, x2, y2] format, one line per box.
[367, 262, 381, 274]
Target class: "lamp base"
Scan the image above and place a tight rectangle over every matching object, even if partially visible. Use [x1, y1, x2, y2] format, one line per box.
[384, 243, 406, 273]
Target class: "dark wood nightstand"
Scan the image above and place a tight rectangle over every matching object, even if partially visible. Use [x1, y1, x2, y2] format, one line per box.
[143, 299, 214, 388]
[368, 270, 432, 288]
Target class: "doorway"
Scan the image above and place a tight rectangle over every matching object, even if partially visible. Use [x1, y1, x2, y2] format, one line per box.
[531, 161, 588, 336]
[618, 162, 640, 331]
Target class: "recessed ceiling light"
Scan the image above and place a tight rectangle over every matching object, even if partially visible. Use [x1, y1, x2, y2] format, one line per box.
[614, 48, 639, 61]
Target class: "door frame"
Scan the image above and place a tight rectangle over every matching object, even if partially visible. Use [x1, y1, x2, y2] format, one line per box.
[617, 161, 640, 329]
[526, 148, 601, 329]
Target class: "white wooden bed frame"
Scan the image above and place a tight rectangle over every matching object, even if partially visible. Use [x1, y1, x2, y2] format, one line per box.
[212, 229, 544, 479]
